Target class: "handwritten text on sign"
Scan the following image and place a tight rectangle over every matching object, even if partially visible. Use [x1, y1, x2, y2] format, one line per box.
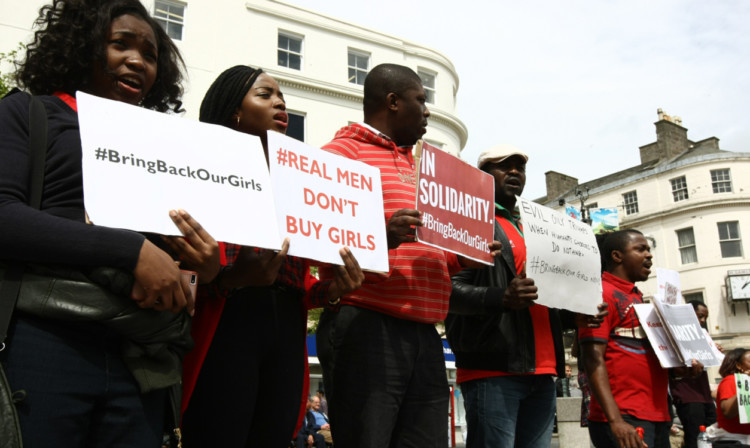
[517, 197, 601, 315]
[736, 373, 750, 424]
[415, 141, 494, 265]
[268, 132, 388, 272]
[77, 92, 281, 250]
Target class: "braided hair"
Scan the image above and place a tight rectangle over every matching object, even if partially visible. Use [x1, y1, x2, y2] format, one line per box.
[199, 65, 263, 127]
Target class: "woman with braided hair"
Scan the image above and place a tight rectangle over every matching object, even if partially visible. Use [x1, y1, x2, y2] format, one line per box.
[179, 65, 364, 447]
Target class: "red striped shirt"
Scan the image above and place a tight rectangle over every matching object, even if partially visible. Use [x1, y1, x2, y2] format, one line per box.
[320, 124, 461, 323]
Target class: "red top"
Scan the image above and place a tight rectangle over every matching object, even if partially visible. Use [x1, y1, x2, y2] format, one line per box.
[579, 272, 670, 422]
[716, 374, 750, 434]
[320, 124, 462, 323]
[456, 211, 556, 384]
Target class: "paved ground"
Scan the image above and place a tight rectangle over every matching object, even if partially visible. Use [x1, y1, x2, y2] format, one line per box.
[451, 429, 561, 447]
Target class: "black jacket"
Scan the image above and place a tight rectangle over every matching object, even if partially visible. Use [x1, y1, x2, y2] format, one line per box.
[445, 218, 575, 377]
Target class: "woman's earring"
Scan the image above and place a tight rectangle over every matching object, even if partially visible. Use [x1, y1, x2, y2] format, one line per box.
[236, 116, 240, 128]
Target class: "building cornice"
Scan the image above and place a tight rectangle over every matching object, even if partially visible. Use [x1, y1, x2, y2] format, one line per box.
[246, 1, 459, 84]
[621, 198, 750, 228]
[545, 152, 750, 207]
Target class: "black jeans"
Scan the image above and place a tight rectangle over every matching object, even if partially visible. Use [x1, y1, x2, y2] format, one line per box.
[328, 305, 449, 448]
[182, 285, 306, 447]
[589, 415, 671, 448]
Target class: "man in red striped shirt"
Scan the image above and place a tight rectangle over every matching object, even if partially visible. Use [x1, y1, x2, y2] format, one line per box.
[319, 63, 496, 448]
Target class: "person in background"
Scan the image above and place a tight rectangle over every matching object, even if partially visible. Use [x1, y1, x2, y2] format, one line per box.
[669, 301, 718, 448]
[296, 397, 327, 448]
[316, 389, 328, 416]
[179, 65, 364, 447]
[0, 0, 190, 445]
[557, 364, 574, 398]
[711, 348, 750, 444]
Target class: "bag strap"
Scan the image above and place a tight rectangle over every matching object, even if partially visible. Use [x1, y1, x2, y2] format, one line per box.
[0, 95, 48, 348]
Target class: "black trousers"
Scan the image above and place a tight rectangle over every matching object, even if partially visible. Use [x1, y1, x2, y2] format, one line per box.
[182, 285, 306, 447]
[328, 305, 449, 448]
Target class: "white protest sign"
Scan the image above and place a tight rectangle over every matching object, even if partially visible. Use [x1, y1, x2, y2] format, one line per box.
[267, 132, 389, 272]
[517, 196, 601, 315]
[78, 92, 281, 250]
[652, 298, 722, 367]
[656, 268, 683, 304]
[634, 303, 684, 368]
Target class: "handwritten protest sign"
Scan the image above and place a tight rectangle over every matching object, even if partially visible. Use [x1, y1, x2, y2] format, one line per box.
[652, 298, 722, 367]
[414, 141, 494, 264]
[77, 92, 281, 250]
[267, 132, 389, 272]
[517, 197, 601, 315]
[736, 373, 750, 424]
[656, 268, 683, 304]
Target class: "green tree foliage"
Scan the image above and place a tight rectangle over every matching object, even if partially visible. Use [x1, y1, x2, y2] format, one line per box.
[0, 44, 23, 97]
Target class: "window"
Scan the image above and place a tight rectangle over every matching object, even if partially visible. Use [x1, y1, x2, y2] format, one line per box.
[717, 221, 743, 258]
[683, 291, 704, 304]
[154, 1, 185, 41]
[418, 70, 436, 104]
[711, 169, 732, 193]
[623, 191, 638, 215]
[676, 228, 697, 264]
[670, 176, 689, 202]
[277, 33, 302, 70]
[347, 50, 369, 85]
[286, 112, 305, 142]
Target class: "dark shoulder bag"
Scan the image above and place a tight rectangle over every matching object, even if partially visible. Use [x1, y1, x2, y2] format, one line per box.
[0, 93, 48, 448]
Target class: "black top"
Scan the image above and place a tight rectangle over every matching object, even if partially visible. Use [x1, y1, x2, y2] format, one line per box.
[0, 93, 144, 269]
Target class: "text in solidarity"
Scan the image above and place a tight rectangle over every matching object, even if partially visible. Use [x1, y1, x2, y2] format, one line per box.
[418, 149, 491, 223]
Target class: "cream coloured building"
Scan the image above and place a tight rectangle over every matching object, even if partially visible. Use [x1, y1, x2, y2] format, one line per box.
[541, 111, 750, 362]
[0, 0, 468, 153]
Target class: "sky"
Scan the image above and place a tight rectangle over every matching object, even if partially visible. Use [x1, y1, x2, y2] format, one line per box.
[290, 0, 750, 200]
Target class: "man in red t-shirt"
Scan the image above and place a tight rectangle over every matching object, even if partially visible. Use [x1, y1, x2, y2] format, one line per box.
[581, 230, 702, 448]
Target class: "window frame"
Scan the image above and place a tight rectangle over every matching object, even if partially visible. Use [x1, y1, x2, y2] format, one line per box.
[676, 227, 698, 264]
[710, 168, 733, 193]
[285, 111, 306, 143]
[717, 221, 743, 258]
[418, 69, 436, 104]
[347, 49, 370, 85]
[670, 175, 689, 202]
[623, 190, 639, 215]
[153, 0, 185, 41]
[277, 31, 303, 71]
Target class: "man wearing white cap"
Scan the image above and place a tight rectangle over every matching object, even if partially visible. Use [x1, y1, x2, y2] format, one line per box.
[445, 144, 607, 448]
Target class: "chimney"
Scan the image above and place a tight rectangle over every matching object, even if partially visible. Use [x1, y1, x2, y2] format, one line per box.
[545, 171, 578, 201]
[640, 109, 689, 163]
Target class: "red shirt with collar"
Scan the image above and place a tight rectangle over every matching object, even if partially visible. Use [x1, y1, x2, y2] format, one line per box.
[579, 271, 670, 422]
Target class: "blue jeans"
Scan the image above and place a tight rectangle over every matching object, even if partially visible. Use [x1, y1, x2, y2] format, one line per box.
[461, 374, 556, 448]
[2, 314, 165, 448]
